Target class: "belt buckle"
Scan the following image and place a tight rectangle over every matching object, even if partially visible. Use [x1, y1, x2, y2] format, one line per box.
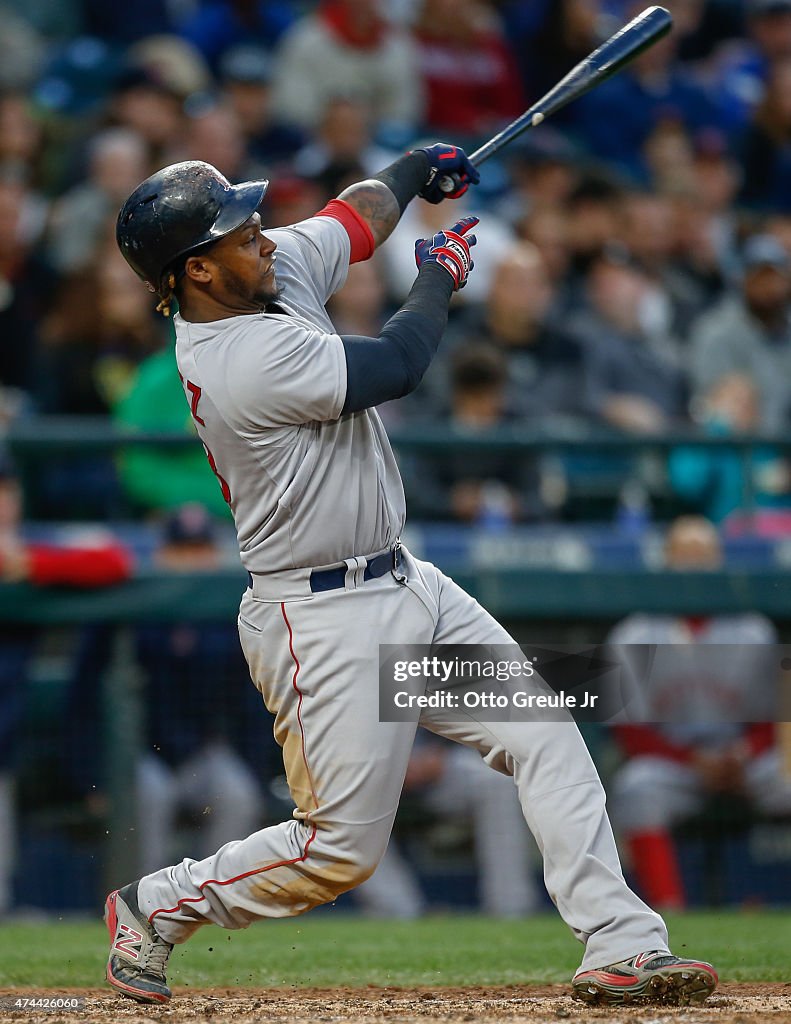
[391, 539, 407, 585]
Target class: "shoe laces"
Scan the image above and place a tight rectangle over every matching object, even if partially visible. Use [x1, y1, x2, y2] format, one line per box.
[145, 933, 172, 980]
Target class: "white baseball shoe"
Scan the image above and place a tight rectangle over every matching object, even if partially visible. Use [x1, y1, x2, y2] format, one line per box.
[571, 950, 718, 1005]
[105, 881, 173, 1003]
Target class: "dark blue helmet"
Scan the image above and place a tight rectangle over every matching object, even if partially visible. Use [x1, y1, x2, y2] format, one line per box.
[116, 160, 269, 289]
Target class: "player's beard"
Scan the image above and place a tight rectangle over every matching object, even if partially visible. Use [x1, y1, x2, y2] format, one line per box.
[218, 264, 282, 309]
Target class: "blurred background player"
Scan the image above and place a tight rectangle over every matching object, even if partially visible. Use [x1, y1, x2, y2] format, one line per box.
[608, 516, 791, 909]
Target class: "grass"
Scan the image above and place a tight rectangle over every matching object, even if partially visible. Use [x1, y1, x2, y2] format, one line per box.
[0, 910, 787, 990]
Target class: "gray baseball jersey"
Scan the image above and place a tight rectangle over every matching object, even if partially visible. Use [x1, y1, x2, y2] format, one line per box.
[173, 215, 406, 571]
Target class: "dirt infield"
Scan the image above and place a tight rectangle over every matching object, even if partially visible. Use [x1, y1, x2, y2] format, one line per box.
[1, 984, 790, 1024]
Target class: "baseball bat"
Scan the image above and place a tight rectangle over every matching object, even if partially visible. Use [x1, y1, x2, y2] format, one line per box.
[439, 6, 672, 191]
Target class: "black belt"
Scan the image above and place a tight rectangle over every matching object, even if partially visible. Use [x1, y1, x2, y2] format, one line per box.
[247, 545, 405, 594]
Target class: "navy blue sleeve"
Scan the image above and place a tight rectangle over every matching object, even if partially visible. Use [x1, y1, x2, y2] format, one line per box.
[340, 264, 454, 415]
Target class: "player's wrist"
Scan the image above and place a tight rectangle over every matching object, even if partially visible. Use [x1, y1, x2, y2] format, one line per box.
[401, 263, 455, 332]
[372, 151, 431, 215]
[415, 261, 456, 297]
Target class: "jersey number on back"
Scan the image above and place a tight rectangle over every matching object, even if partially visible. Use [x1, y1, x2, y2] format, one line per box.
[180, 376, 232, 505]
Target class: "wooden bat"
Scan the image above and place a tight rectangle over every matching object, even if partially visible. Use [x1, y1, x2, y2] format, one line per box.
[439, 6, 673, 192]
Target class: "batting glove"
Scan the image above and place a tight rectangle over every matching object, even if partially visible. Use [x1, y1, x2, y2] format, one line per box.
[415, 216, 479, 291]
[415, 143, 480, 204]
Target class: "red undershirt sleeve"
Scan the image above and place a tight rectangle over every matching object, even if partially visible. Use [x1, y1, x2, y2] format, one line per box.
[315, 199, 376, 264]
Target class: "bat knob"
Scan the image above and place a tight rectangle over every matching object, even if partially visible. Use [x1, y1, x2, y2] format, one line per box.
[439, 174, 458, 194]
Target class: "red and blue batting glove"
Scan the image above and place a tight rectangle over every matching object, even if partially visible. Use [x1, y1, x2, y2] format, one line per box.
[415, 216, 479, 291]
[415, 143, 480, 204]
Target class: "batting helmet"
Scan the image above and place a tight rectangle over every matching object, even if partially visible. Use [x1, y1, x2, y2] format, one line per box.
[116, 161, 269, 288]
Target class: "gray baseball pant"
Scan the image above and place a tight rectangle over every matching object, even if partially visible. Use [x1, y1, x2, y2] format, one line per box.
[137, 548, 668, 971]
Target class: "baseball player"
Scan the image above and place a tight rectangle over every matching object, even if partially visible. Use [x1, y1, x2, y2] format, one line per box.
[108, 145, 717, 1006]
[608, 515, 791, 909]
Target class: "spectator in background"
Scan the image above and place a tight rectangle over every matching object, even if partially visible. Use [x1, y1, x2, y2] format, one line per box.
[663, 130, 741, 309]
[46, 128, 148, 273]
[517, 205, 573, 296]
[0, 8, 44, 91]
[107, 64, 186, 171]
[690, 234, 791, 432]
[670, 373, 791, 524]
[81, 0, 173, 45]
[40, 240, 167, 415]
[436, 242, 588, 423]
[608, 515, 791, 908]
[412, 0, 524, 139]
[127, 34, 212, 102]
[522, 0, 603, 103]
[327, 256, 390, 339]
[641, 116, 697, 195]
[569, 0, 721, 181]
[183, 99, 250, 185]
[293, 96, 394, 202]
[569, 246, 687, 433]
[565, 173, 624, 286]
[218, 45, 304, 174]
[113, 341, 233, 519]
[0, 176, 53, 399]
[381, 196, 514, 307]
[272, 0, 422, 138]
[710, 0, 791, 137]
[260, 174, 325, 231]
[0, 451, 131, 915]
[498, 0, 554, 96]
[740, 57, 791, 212]
[177, 0, 296, 71]
[620, 190, 713, 337]
[497, 130, 582, 227]
[3, 0, 82, 40]
[765, 210, 791, 258]
[0, 92, 46, 186]
[405, 345, 546, 524]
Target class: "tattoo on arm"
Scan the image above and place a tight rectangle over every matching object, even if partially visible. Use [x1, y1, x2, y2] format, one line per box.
[337, 180, 400, 249]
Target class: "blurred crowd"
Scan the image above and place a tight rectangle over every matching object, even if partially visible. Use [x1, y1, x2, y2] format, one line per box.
[2, 0, 791, 529]
[3, 0, 791, 917]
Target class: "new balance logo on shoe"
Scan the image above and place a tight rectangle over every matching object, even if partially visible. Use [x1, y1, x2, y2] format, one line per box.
[113, 923, 143, 960]
[105, 882, 173, 1004]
